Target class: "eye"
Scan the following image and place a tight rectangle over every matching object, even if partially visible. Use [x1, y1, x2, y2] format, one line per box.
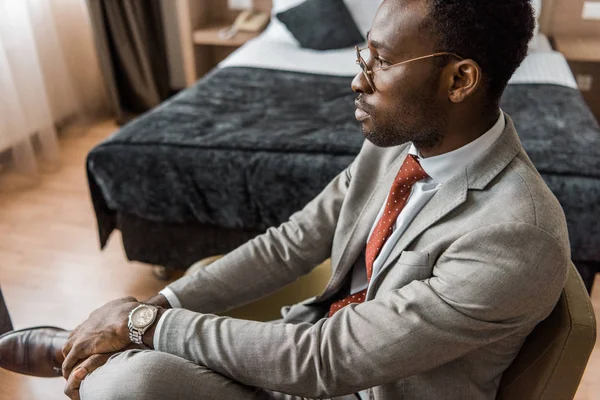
[375, 56, 388, 67]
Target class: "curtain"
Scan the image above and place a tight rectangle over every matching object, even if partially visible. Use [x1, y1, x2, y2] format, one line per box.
[0, 0, 108, 191]
[86, 0, 170, 125]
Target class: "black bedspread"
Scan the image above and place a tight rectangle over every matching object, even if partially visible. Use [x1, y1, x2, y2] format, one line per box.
[88, 66, 600, 266]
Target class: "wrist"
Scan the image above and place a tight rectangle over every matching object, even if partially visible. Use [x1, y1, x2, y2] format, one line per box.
[144, 294, 172, 309]
[142, 307, 166, 349]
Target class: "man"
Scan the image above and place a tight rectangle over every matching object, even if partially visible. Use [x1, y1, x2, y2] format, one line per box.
[0, 0, 569, 399]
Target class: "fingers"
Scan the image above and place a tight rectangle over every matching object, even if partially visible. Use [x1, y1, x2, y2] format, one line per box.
[64, 353, 112, 400]
[62, 321, 85, 360]
[62, 343, 87, 380]
[62, 334, 75, 361]
[62, 297, 140, 379]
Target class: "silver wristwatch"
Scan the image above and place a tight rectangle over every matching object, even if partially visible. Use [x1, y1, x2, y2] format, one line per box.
[128, 304, 159, 346]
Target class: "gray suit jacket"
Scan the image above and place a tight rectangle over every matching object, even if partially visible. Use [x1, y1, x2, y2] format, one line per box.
[159, 114, 569, 399]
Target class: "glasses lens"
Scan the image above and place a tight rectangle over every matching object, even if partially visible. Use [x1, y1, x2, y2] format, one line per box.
[356, 48, 375, 90]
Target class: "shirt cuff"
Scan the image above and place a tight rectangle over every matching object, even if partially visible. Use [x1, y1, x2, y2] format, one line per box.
[152, 308, 174, 349]
[159, 288, 182, 309]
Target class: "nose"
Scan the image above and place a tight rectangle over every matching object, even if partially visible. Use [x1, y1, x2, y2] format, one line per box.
[351, 71, 373, 94]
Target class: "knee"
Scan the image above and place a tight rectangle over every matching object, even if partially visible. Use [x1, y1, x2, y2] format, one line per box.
[80, 349, 262, 400]
[79, 350, 176, 400]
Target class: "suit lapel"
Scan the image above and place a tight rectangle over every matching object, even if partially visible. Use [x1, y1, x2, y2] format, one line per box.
[367, 169, 469, 298]
[320, 147, 411, 300]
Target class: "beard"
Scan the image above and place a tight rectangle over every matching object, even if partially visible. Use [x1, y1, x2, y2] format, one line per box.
[362, 109, 445, 150]
[359, 74, 446, 151]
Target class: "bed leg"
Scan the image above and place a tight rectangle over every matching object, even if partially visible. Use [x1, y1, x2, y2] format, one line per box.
[152, 265, 172, 281]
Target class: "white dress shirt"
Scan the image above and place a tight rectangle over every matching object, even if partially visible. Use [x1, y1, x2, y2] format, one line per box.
[155, 111, 506, 347]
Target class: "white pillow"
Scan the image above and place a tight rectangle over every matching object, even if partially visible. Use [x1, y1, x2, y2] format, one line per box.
[261, 0, 383, 47]
[532, 0, 542, 23]
[529, 0, 543, 52]
[344, 0, 383, 38]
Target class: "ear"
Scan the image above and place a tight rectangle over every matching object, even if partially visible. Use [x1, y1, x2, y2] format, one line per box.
[445, 60, 482, 103]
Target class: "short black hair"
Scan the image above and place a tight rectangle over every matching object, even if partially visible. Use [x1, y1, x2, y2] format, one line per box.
[426, 0, 535, 102]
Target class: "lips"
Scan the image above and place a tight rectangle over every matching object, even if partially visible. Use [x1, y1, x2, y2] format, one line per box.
[355, 100, 371, 122]
[355, 107, 370, 121]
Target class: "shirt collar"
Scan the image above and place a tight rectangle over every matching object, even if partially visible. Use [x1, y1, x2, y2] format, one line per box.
[408, 110, 506, 184]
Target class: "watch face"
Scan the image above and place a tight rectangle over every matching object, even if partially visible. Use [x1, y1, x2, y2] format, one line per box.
[132, 306, 155, 328]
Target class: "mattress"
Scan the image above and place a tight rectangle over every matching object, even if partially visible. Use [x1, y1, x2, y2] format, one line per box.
[87, 34, 600, 266]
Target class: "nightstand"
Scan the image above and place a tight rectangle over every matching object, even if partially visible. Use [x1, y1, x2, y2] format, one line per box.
[162, 1, 272, 88]
[553, 37, 600, 123]
[193, 22, 265, 78]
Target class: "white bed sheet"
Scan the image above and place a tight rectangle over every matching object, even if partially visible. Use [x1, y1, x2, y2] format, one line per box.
[219, 33, 576, 89]
[509, 52, 577, 89]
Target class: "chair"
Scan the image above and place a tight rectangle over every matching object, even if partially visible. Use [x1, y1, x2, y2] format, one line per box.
[497, 262, 596, 399]
[188, 257, 597, 398]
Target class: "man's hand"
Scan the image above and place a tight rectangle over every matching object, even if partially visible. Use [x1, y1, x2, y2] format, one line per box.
[64, 352, 114, 400]
[61, 297, 140, 380]
[63, 343, 143, 400]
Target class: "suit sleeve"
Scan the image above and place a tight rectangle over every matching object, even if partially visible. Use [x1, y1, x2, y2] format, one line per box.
[165, 158, 357, 314]
[156, 223, 568, 398]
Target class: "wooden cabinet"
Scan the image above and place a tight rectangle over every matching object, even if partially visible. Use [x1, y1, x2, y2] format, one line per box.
[161, 0, 272, 87]
[554, 37, 600, 123]
[192, 20, 265, 78]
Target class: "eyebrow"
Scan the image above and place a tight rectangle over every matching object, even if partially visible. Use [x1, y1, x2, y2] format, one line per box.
[366, 31, 393, 55]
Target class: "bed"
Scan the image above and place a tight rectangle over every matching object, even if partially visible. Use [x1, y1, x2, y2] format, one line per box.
[87, 8, 600, 290]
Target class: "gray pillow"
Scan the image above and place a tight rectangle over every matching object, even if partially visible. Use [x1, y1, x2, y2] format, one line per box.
[276, 0, 364, 51]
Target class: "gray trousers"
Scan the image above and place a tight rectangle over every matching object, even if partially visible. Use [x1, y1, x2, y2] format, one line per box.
[80, 350, 359, 400]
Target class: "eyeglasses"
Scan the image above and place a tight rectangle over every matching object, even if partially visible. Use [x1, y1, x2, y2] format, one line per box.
[355, 45, 464, 92]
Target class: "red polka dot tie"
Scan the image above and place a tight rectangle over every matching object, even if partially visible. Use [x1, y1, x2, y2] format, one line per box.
[328, 155, 428, 317]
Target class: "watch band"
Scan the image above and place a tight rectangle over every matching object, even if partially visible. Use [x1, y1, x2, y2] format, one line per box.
[128, 320, 145, 346]
[128, 304, 159, 347]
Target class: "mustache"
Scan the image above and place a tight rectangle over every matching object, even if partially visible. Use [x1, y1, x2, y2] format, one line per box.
[355, 95, 373, 114]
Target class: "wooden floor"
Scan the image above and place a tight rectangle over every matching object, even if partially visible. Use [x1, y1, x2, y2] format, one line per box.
[0, 120, 598, 399]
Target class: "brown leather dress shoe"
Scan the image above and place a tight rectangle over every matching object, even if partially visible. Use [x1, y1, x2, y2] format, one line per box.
[0, 326, 68, 377]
